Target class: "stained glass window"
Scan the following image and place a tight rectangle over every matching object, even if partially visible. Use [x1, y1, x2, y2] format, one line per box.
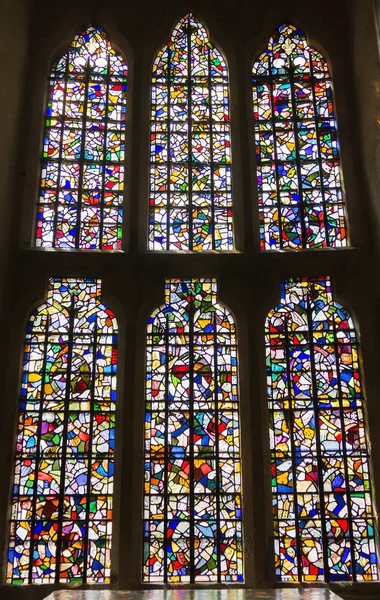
[149, 14, 234, 251]
[266, 277, 378, 582]
[253, 25, 348, 250]
[144, 279, 242, 582]
[7, 279, 118, 584]
[35, 26, 127, 250]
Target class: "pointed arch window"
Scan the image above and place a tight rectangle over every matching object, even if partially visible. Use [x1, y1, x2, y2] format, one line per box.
[252, 25, 348, 250]
[7, 279, 118, 584]
[35, 26, 127, 250]
[144, 279, 242, 582]
[266, 277, 378, 581]
[149, 14, 234, 251]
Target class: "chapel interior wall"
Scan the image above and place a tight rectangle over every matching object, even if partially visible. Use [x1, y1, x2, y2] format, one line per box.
[1, 1, 380, 598]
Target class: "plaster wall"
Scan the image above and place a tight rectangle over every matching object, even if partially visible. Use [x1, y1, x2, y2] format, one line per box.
[0, 0, 31, 312]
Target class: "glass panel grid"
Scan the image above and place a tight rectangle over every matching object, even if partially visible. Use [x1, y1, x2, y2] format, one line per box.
[253, 24, 348, 250]
[144, 279, 243, 582]
[266, 277, 378, 582]
[7, 279, 118, 584]
[149, 14, 234, 251]
[35, 26, 127, 250]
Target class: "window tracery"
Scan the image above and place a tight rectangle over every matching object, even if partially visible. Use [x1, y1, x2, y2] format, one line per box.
[266, 277, 377, 581]
[143, 279, 242, 582]
[253, 25, 347, 250]
[149, 14, 234, 251]
[7, 279, 117, 584]
[35, 26, 127, 250]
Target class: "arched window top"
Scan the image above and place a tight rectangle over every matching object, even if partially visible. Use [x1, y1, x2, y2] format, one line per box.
[149, 15, 234, 252]
[29, 278, 117, 334]
[153, 14, 228, 82]
[267, 277, 355, 332]
[148, 278, 236, 336]
[253, 24, 329, 77]
[53, 26, 127, 77]
[253, 24, 348, 250]
[171, 13, 211, 47]
[35, 25, 127, 250]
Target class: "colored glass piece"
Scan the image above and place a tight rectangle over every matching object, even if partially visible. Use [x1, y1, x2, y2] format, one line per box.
[7, 279, 118, 584]
[253, 25, 348, 250]
[149, 14, 234, 251]
[144, 279, 243, 582]
[266, 277, 377, 582]
[35, 26, 127, 250]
